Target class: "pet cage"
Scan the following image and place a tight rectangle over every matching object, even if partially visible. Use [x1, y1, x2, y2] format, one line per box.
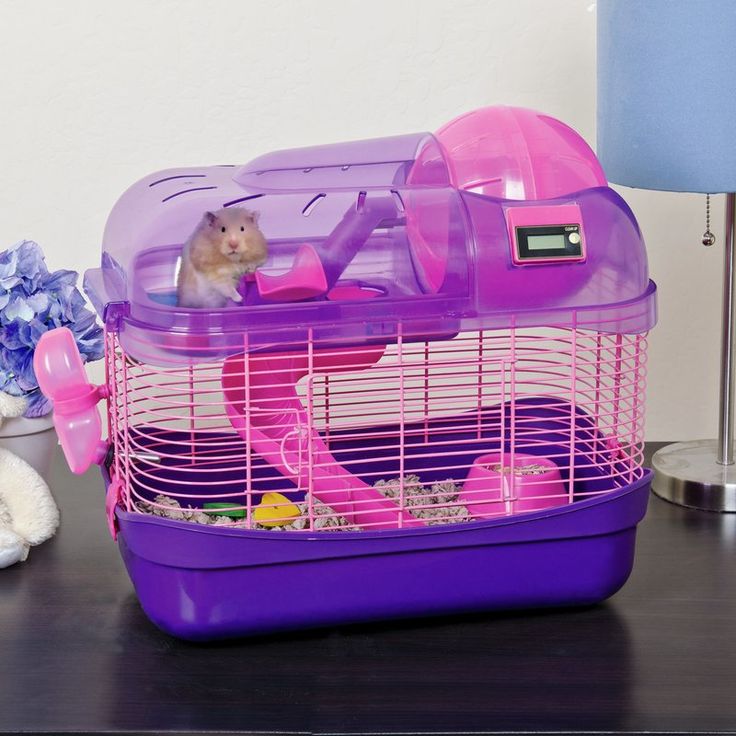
[36, 106, 656, 639]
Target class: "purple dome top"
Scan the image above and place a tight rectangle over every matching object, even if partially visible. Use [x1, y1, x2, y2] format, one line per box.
[84, 106, 655, 364]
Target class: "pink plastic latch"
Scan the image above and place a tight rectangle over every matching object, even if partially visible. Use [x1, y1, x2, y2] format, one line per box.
[606, 436, 624, 461]
[105, 477, 122, 541]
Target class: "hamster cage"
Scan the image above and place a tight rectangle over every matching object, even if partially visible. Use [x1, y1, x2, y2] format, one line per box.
[36, 106, 656, 640]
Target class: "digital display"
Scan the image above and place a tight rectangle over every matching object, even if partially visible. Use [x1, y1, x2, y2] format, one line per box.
[513, 223, 584, 263]
[527, 234, 567, 251]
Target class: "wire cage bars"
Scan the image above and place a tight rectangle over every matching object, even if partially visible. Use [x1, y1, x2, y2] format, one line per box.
[105, 324, 647, 533]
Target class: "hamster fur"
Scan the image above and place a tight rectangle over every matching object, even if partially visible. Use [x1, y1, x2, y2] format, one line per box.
[177, 207, 268, 308]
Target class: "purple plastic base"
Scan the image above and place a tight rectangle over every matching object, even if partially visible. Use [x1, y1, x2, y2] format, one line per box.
[115, 471, 650, 641]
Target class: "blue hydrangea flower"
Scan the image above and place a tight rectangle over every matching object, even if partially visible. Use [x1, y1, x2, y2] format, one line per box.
[0, 241, 104, 418]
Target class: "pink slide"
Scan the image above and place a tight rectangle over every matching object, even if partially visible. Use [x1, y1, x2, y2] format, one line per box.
[222, 348, 424, 530]
[254, 243, 328, 302]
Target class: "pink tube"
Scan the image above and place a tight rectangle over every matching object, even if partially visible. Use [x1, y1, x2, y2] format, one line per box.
[222, 348, 424, 530]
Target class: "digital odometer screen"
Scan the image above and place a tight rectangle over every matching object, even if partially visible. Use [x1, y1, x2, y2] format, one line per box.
[515, 224, 584, 262]
[527, 233, 567, 251]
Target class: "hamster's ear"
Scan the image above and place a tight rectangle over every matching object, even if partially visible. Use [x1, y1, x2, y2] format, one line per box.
[204, 211, 218, 227]
[246, 210, 260, 225]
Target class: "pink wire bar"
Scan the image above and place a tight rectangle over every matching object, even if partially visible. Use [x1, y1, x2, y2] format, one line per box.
[107, 324, 647, 532]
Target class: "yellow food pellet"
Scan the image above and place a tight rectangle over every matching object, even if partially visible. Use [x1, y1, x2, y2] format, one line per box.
[253, 492, 301, 527]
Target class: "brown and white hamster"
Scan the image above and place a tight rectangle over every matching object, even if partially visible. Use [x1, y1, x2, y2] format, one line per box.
[177, 207, 268, 308]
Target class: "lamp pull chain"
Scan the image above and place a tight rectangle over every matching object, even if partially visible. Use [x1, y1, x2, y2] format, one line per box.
[704, 194, 716, 246]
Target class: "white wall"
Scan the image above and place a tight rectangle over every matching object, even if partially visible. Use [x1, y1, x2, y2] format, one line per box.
[0, 0, 721, 440]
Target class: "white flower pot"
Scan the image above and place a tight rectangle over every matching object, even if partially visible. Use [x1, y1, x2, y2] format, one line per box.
[0, 414, 57, 480]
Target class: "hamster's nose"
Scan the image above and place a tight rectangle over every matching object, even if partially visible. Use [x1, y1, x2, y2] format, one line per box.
[228, 239, 238, 250]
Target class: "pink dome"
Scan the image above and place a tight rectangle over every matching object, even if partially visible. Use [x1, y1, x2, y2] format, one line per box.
[434, 106, 607, 200]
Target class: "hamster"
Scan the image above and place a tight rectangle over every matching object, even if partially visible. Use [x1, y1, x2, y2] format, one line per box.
[177, 207, 268, 308]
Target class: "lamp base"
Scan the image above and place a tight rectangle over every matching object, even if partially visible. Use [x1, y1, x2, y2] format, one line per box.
[652, 439, 736, 511]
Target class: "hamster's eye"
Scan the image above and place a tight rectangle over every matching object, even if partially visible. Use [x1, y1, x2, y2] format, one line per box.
[240, 226, 245, 232]
[221, 226, 226, 233]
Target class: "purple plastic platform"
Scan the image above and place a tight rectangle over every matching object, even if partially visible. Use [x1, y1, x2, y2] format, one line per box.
[110, 402, 650, 640]
[116, 475, 650, 640]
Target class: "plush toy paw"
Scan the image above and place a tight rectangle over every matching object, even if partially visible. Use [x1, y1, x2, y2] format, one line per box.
[0, 447, 59, 569]
[0, 525, 29, 569]
[0, 393, 27, 426]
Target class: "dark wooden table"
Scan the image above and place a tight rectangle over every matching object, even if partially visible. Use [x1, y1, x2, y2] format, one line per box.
[2, 444, 735, 735]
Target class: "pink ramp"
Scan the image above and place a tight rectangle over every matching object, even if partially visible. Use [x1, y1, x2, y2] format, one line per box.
[255, 243, 328, 302]
[222, 349, 424, 530]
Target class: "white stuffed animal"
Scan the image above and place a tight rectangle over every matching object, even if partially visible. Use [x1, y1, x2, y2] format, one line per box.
[0, 392, 59, 568]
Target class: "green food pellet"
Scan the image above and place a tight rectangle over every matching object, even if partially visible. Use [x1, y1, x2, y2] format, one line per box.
[203, 503, 246, 518]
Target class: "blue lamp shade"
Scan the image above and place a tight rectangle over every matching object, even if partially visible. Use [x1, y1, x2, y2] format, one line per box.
[597, 0, 736, 193]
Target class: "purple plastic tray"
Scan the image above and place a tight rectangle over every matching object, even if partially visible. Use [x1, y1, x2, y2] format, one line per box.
[115, 473, 650, 641]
